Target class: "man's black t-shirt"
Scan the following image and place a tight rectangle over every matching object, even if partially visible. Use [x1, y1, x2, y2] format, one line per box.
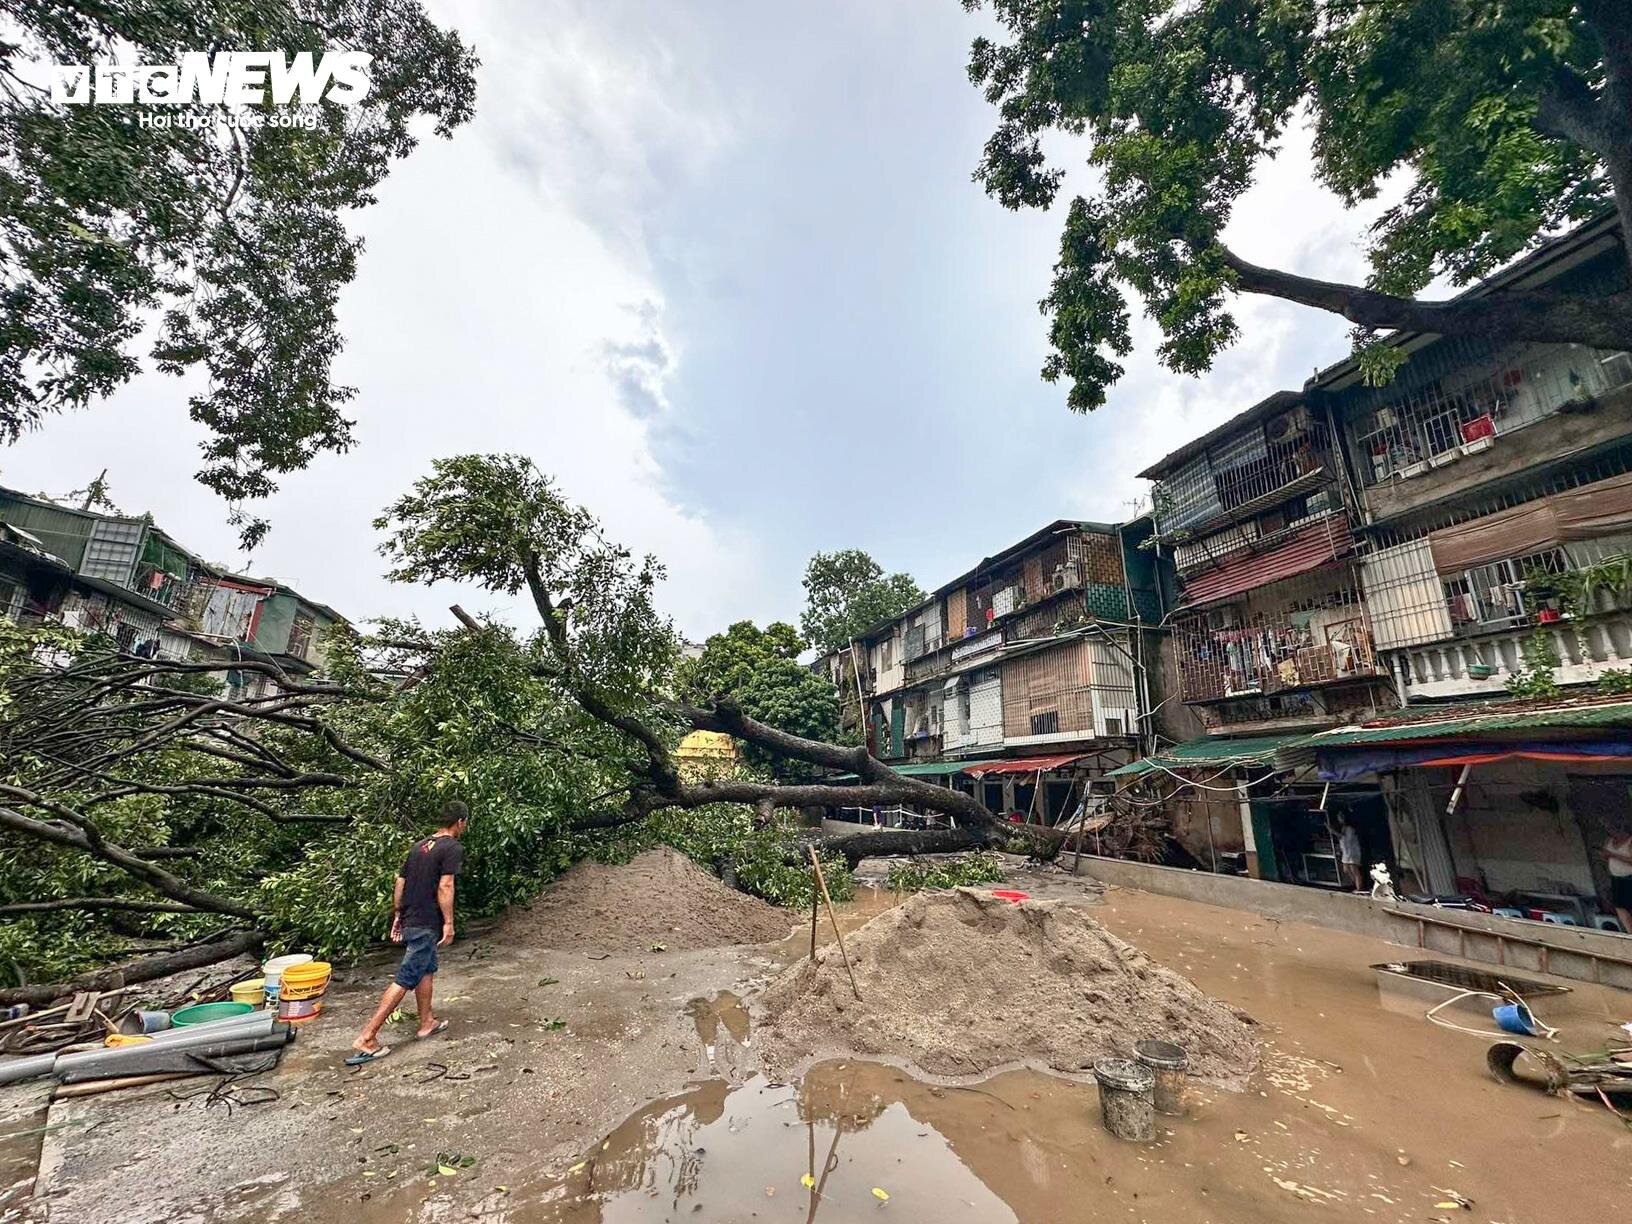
[399, 834, 463, 930]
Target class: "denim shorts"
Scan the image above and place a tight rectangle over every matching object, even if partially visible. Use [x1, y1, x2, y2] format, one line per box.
[394, 926, 440, 989]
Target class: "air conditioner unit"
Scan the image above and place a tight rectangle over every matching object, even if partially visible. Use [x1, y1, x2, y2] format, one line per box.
[1601, 351, 1632, 390]
[1051, 564, 1082, 593]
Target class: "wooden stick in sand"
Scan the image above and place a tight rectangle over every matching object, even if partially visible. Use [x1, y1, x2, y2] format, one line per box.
[809, 866, 819, 960]
[807, 847, 861, 1001]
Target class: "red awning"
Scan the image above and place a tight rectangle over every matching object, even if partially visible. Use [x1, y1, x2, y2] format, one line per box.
[964, 754, 1086, 777]
[1179, 514, 1352, 608]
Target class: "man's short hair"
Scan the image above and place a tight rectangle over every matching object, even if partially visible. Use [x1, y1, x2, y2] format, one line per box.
[441, 800, 470, 826]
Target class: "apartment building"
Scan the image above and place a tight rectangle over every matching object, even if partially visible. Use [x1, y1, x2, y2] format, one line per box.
[820, 520, 1163, 821]
[1116, 216, 1632, 905]
[0, 486, 348, 689]
[1142, 391, 1395, 736]
[1315, 216, 1632, 703]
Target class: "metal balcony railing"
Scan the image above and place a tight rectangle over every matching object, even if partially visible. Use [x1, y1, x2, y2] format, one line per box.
[130, 564, 190, 610]
[1153, 414, 1335, 537]
[1175, 617, 1381, 704]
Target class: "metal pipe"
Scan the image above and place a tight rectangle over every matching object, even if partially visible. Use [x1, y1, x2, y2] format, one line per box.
[136, 1011, 276, 1045]
[0, 1053, 56, 1086]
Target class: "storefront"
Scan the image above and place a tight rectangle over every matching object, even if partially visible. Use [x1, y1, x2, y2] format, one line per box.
[1288, 697, 1632, 929]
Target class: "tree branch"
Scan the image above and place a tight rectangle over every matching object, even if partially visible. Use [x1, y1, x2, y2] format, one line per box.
[514, 572, 683, 793]
[1220, 246, 1632, 351]
[0, 897, 202, 916]
[0, 789, 257, 920]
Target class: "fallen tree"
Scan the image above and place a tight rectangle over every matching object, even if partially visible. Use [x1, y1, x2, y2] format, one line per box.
[0, 614, 640, 998]
[378, 454, 1049, 866]
[2, 454, 1050, 1002]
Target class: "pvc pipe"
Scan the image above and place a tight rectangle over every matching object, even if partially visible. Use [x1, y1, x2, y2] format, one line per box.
[53, 1018, 282, 1080]
[0, 1053, 57, 1087]
[137, 1011, 275, 1046]
[0, 1012, 278, 1087]
[56, 1029, 293, 1084]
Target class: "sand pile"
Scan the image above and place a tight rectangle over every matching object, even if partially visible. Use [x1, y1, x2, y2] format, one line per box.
[498, 847, 794, 953]
[755, 888, 1259, 1086]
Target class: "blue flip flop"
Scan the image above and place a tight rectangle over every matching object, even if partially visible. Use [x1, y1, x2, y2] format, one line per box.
[344, 1045, 392, 1066]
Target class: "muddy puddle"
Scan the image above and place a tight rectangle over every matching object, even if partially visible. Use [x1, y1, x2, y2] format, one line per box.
[460, 1055, 1387, 1224]
[761, 883, 901, 969]
[491, 1062, 1071, 1222]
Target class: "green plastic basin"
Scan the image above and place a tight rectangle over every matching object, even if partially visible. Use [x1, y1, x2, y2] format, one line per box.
[170, 1001, 255, 1027]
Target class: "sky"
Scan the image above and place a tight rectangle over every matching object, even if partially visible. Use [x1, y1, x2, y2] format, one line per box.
[2, 2, 1390, 642]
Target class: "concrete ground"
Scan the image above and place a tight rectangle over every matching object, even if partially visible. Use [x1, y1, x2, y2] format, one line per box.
[1, 866, 1628, 1223]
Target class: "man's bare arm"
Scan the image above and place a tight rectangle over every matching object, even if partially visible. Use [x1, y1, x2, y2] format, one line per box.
[390, 876, 405, 941]
[437, 876, 456, 946]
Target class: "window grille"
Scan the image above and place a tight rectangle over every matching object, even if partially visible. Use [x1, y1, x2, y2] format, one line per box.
[1172, 568, 1379, 703]
[1349, 341, 1632, 486]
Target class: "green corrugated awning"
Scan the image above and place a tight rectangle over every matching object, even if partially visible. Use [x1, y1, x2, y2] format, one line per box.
[1279, 698, 1632, 767]
[1294, 698, 1632, 748]
[1106, 733, 1305, 779]
[827, 759, 998, 783]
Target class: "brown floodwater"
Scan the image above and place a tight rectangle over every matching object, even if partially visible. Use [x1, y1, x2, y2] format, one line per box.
[29, 880, 1632, 1223]
[453, 883, 1632, 1223]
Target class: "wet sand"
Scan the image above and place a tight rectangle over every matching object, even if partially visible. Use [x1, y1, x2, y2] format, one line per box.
[8, 875, 1630, 1222]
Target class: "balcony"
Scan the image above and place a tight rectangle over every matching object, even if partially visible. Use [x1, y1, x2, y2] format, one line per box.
[1397, 609, 1632, 700]
[1153, 407, 1335, 539]
[131, 564, 189, 610]
[1175, 616, 1384, 705]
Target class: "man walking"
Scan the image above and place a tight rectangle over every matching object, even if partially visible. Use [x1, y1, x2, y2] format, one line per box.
[348, 801, 468, 1064]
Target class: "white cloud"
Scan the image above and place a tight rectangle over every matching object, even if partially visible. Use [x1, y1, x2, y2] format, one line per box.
[0, 0, 756, 640]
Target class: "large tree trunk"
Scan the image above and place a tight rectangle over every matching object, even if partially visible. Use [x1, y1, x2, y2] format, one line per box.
[0, 929, 264, 1008]
[807, 826, 988, 870]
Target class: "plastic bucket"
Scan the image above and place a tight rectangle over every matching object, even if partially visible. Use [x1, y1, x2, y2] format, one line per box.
[1134, 1039, 1189, 1116]
[1493, 1002, 1541, 1036]
[172, 1001, 255, 1027]
[262, 954, 313, 1010]
[277, 997, 325, 1023]
[278, 962, 331, 1001]
[277, 962, 332, 1023]
[1093, 1057, 1156, 1142]
[229, 979, 267, 1008]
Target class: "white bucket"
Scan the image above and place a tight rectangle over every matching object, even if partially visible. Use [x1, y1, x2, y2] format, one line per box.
[261, 954, 314, 1008]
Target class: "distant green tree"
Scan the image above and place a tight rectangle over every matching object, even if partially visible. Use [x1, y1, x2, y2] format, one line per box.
[800, 550, 925, 657]
[962, 0, 1632, 409]
[0, 2, 478, 546]
[677, 621, 842, 780]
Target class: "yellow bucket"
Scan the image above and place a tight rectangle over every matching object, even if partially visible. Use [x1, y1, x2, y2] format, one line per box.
[277, 961, 332, 1002]
[229, 978, 266, 1008]
[277, 960, 330, 1023]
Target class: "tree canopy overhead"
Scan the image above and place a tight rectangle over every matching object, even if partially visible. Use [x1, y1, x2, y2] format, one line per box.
[0, 2, 478, 546]
[800, 550, 926, 657]
[962, 0, 1632, 409]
